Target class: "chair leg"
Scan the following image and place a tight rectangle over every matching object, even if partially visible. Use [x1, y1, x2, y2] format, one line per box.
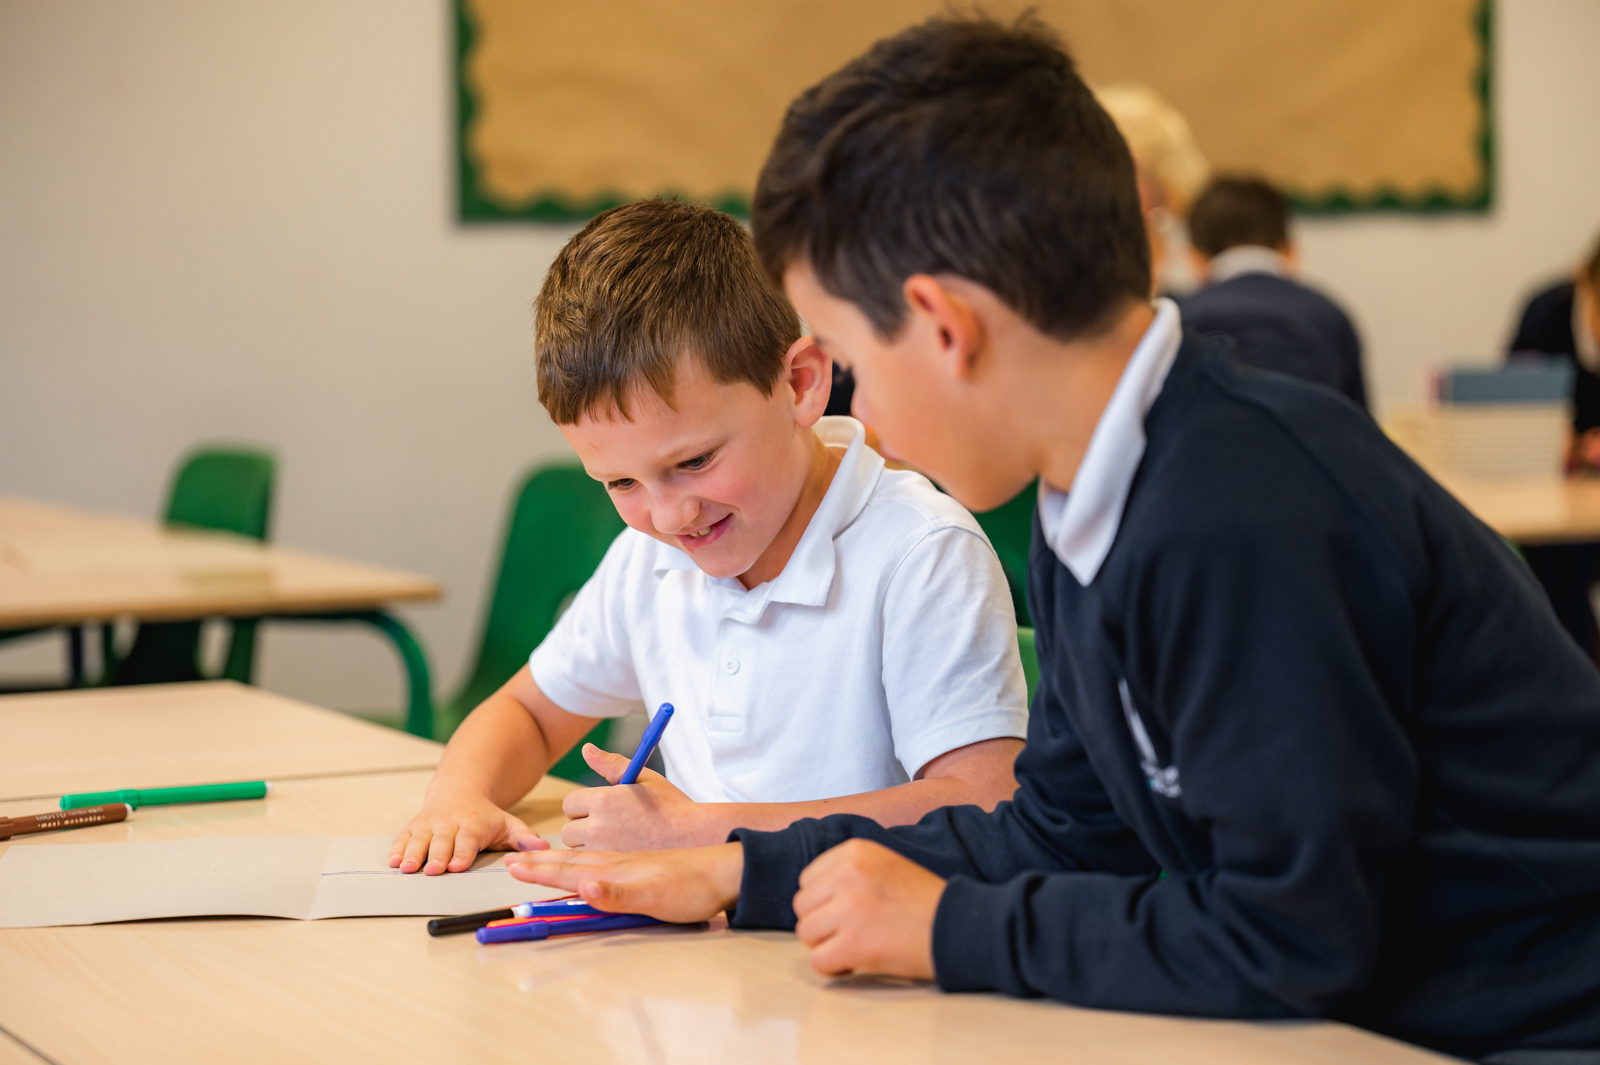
[252, 611, 434, 739]
[222, 619, 259, 684]
[67, 626, 86, 686]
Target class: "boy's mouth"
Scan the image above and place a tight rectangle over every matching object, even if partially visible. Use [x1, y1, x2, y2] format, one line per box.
[676, 514, 731, 551]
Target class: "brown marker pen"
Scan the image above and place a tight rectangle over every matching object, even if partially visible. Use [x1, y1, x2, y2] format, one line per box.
[0, 802, 131, 841]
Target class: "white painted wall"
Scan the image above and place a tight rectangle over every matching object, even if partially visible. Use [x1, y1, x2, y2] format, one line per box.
[2, 0, 1598, 711]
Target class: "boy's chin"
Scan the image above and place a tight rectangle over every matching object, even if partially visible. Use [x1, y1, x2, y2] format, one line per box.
[690, 551, 758, 581]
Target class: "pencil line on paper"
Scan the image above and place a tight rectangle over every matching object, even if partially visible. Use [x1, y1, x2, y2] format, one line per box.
[0, 1020, 65, 1065]
[319, 868, 511, 878]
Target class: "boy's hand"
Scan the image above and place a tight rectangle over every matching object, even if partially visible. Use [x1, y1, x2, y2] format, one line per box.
[507, 841, 744, 923]
[559, 743, 704, 850]
[793, 839, 943, 981]
[388, 788, 548, 875]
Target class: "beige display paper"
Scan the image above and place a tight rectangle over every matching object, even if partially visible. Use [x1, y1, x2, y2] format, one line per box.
[0, 836, 567, 928]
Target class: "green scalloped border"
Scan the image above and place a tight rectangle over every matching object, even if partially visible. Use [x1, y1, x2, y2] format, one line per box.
[455, 0, 1493, 222]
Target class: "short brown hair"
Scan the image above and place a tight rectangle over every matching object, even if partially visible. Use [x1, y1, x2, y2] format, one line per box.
[536, 198, 801, 424]
[751, 14, 1148, 342]
[1187, 176, 1291, 258]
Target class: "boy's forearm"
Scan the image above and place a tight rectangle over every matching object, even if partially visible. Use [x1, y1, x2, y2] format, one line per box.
[691, 774, 1009, 844]
[426, 690, 552, 809]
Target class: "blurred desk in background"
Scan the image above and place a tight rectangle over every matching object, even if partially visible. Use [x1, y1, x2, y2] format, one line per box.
[1430, 473, 1600, 545]
[0, 686, 1455, 1065]
[0, 497, 441, 735]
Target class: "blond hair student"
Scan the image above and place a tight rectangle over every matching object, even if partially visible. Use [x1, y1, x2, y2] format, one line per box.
[389, 198, 1026, 875]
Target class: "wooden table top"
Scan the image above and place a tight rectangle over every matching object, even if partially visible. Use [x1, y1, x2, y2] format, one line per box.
[0, 496, 440, 629]
[0, 769, 1455, 1065]
[0, 682, 441, 802]
[1430, 472, 1600, 545]
[0, 688, 1457, 1065]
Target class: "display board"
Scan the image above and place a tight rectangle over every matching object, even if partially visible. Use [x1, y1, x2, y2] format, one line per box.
[456, 0, 1491, 221]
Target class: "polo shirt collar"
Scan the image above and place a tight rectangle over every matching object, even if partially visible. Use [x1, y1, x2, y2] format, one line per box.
[654, 416, 882, 615]
[1037, 299, 1181, 585]
[1208, 245, 1288, 283]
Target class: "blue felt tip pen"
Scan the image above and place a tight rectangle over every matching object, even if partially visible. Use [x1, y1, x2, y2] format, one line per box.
[476, 912, 663, 945]
[617, 703, 674, 785]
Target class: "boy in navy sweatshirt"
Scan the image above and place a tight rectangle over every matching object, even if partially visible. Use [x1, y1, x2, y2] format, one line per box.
[510, 16, 1600, 1061]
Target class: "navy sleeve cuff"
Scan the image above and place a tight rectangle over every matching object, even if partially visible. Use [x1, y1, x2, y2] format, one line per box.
[726, 824, 822, 931]
[932, 875, 1024, 995]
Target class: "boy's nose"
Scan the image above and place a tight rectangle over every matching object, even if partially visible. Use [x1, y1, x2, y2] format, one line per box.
[651, 495, 702, 536]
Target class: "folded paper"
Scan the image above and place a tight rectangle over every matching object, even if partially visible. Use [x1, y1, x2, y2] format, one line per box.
[0, 835, 566, 928]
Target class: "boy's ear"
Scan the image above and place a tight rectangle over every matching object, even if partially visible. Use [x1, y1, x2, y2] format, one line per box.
[784, 334, 832, 426]
[903, 275, 984, 380]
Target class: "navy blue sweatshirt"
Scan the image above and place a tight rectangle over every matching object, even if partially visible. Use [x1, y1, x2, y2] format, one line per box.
[729, 334, 1600, 1059]
[1180, 271, 1368, 409]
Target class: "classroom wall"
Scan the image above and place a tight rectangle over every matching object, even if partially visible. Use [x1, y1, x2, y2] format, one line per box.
[3, 0, 1599, 712]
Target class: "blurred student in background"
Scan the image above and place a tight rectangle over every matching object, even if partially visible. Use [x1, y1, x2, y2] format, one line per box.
[1095, 84, 1209, 296]
[1507, 234, 1600, 662]
[1510, 234, 1600, 462]
[1182, 176, 1368, 411]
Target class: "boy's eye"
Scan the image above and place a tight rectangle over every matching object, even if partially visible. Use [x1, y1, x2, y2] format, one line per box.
[607, 478, 636, 491]
[678, 451, 714, 471]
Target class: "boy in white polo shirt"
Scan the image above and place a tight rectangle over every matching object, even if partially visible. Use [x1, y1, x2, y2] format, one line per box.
[389, 198, 1027, 875]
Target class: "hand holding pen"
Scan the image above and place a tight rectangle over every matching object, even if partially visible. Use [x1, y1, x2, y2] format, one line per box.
[556, 705, 699, 850]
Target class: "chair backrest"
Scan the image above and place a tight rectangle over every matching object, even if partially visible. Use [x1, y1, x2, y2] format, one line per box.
[973, 483, 1036, 627]
[111, 446, 276, 687]
[1017, 626, 1040, 705]
[165, 447, 276, 540]
[450, 463, 627, 718]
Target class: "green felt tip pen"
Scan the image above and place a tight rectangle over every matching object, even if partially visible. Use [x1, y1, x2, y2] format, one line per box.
[59, 781, 272, 811]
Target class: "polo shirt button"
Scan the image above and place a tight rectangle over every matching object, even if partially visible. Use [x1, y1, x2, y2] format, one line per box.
[723, 658, 739, 674]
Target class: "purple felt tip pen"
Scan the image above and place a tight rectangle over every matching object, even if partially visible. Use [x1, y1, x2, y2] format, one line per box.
[476, 912, 663, 945]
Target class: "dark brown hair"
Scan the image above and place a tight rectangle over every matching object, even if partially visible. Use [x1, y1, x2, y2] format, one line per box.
[1187, 176, 1291, 258]
[751, 14, 1149, 341]
[535, 198, 801, 424]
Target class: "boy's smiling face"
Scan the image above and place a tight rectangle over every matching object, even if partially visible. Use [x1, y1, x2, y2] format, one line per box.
[560, 346, 833, 586]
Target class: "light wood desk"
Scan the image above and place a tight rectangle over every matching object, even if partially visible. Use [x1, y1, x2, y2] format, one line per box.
[0, 772, 1456, 1065]
[0, 682, 440, 802]
[0, 692, 1458, 1065]
[0, 497, 442, 735]
[1430, 472, 1600, 545]
[0, 498, 438, 628]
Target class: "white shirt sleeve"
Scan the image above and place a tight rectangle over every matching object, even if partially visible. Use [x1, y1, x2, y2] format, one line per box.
[526, 532, 646, 720]
[879, 523, 1030, 778]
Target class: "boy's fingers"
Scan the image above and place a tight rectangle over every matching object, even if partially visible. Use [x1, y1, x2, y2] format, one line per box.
[582, 743, 631, 784]
[387, 832, 410, 868]
[424, 829, 456, 875]
[806, 929, 857, 977]
[560, 818, 589, 849]
[577, 877, 631, 913]
[448, 830, 481, 871]
[399, 830, 433, 874]
[504, 815, 546, 852]
[561, 788, 595, 819]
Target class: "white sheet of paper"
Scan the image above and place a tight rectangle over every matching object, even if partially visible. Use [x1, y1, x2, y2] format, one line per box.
[0, 836, 568, 928]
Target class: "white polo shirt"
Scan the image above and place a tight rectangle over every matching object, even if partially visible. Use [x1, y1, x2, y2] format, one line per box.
[529, 417, 1029, 804]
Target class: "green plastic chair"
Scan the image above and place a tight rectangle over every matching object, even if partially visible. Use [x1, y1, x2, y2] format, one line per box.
[106, 447, 276, 686]
[974, 482, 1036, 627]
[439, 462, 627, 782]
[1017, 626, 1040, 704]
